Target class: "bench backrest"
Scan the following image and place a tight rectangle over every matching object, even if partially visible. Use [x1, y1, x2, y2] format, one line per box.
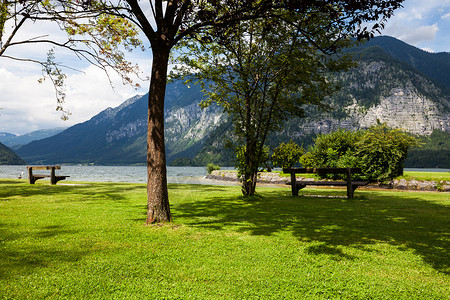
[27, 166, 61, 170]
[283, 167, 362, 174]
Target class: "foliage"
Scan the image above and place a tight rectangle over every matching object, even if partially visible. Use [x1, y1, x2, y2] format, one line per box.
[355, 123, 419, 182]
[299, 129, 363, 178]
[206, 163, 220, 174]
[405, 130, 450, 168]
[271, 140, 304, 168]
[0, 180, 448, 298]
[0, 0, 144, 119]
[174, 13, 356, 196]
[301, 124, 419, 182]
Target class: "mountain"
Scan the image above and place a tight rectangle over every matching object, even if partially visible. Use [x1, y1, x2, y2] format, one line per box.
[0, 142, 26, 165]
[16, 36, 450, 167]
[0, 128, 66, 149]
[361, 36, 450, 89]
[16, 82, 226, 165]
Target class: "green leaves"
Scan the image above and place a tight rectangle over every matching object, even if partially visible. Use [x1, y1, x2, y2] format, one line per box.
[271, 140, 305, 168]
[301, 124, 419, 182]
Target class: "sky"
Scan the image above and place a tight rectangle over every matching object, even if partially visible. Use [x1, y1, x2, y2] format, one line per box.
[0, 0, 449, 135]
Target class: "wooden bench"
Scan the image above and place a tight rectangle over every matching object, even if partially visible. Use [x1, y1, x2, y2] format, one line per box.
[27, 166, 69, 185]
[283, 168, 369, 198]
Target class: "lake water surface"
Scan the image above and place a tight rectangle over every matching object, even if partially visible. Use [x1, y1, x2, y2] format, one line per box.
[0, 165, 235, 185]
[0, 165, 448, 185]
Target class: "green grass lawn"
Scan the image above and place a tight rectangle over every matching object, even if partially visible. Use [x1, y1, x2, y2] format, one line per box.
[0, 179, 448, 299]
[400, 171, 450, 182]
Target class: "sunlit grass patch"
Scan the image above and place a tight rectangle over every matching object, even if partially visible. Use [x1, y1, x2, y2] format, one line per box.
[0, 179, 448, 299]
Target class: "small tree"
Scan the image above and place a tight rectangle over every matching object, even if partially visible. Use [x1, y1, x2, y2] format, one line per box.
[175, 16, 355, 197]
[272, 140, 304, 169]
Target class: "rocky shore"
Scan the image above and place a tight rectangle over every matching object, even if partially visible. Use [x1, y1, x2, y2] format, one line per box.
[206, 170, 450, 192]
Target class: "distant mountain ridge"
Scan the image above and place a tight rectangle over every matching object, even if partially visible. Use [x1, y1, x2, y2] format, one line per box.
[362, 36, 450, 89]
[15, 36, 450, 167]
[0, 128, 66, 149]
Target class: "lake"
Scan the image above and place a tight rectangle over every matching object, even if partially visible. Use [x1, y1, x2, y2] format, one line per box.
[0, 165, 449, 185]
[0, 165, 238, 185]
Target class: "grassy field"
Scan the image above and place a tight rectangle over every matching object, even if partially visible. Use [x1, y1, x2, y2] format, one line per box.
[400, 171, 450, 182]
[0, 179, 448, 299]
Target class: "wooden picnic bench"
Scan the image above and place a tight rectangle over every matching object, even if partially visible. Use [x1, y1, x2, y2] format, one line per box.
[27, 166, 69, 185]
[282, 168, 369, 198]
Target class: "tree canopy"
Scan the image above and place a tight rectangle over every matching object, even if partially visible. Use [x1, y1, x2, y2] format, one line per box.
[0, 0, 143, 119]
[2, 0, 405, 221]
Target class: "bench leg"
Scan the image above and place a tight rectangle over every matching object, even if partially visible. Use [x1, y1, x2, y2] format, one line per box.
[50, 167, 56, 185]
[292, 184, 306, 196]
[54, 176, 67, 184]
[347, 185, 359, 198]
[28, 168, 34, 184]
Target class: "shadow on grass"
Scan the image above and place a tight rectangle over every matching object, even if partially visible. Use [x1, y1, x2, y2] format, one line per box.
[173, 187, 449, 274]
[0, 222, 89, 280]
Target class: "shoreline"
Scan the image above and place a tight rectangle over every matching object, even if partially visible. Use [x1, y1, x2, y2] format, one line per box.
[206, 170, 450, 192]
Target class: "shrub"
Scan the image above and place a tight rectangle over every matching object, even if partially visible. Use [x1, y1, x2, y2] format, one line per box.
[272, 140, 304, 168]
[206, 163, 221, 174]
[300, 124, 418, 182]
[355, 123, 419, 182]
[299, 129, 362, 179]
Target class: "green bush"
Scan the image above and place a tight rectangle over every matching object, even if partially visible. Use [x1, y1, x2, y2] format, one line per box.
[206, 163, 221, 174]
[299, 129, 362, 179]
[271, 140, 305, 168]
[300, 124, 418, 182]
[355, 123, 419, 182]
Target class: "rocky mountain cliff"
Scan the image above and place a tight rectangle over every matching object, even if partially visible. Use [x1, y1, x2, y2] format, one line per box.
[281, 46, 449, 137]
[15, 36, 450, 166]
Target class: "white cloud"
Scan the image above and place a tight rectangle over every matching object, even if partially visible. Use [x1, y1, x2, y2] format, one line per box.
[376, 0, 450, 52]
[0, 13, 151, 136]
[0, 64, 147, 135]
[390, 24, 439, 45]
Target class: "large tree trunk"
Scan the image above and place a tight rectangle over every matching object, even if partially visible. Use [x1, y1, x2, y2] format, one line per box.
[241, 140, 258, 197]
[146, 46, 172, 224]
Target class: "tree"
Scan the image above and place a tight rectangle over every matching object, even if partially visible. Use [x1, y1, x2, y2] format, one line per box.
[272, 140, 304, 169]
[172, 1, 403, 196]
[115, 0, 403, 209]
[176, 16, 351, 196]
[2, 0, 405, 220]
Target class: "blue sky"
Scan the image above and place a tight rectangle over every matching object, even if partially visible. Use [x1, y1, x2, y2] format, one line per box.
[0, 0, 449, 135]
